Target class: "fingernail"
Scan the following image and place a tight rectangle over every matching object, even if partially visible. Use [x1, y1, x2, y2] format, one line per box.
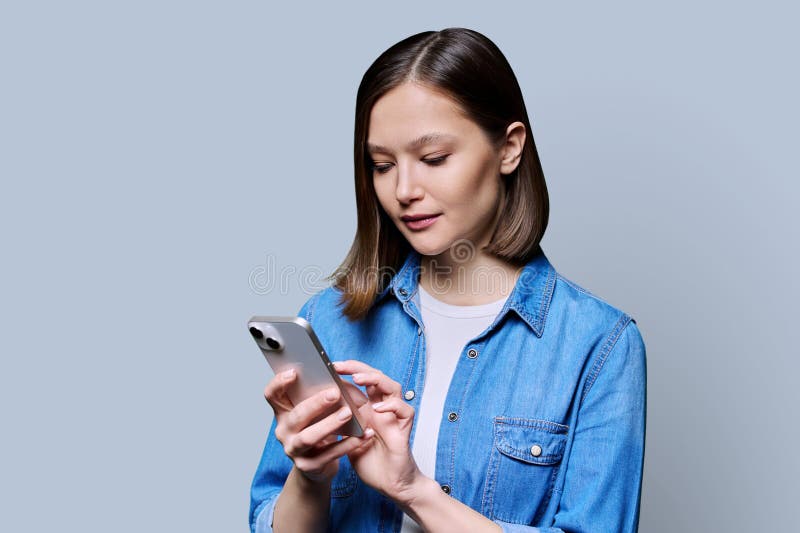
[364, 428, 375, 438]
[282, 369, 295, 380]
[337, 407, 352, 420]
[372, 402, 384, 410]
[325, 388, 338, 401]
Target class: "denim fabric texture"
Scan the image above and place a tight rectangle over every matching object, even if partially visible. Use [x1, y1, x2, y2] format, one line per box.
[249, 247, 647, 533]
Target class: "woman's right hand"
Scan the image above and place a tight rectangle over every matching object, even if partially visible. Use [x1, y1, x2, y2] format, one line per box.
[263, 368, 375, 485]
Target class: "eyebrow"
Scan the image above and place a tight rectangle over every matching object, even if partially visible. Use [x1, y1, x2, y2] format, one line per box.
[366, 132, 456, 155]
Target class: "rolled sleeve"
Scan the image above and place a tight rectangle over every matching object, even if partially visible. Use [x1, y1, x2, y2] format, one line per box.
[248, 412, 294, 533]
[252, 490, 281, 533]
[493, 519, 546, 532]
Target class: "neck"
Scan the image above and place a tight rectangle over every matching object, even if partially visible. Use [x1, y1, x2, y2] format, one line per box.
[418, 250, 521, 306]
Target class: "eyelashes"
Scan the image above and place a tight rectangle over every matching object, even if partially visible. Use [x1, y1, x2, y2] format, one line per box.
[371, 155, 449, 175]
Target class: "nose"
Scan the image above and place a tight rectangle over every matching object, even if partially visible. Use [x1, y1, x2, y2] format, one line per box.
[394, 162, 424, 204]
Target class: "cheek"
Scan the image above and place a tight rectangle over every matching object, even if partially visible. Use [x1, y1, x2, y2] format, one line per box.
[372, 180, 390, 208]
[444, 162, 499, 208]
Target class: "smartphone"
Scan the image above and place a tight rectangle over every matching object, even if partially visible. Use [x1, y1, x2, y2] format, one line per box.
[247, 315, 365, 437]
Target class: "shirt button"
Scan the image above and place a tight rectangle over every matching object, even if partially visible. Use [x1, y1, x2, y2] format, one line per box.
[398, 288, 408, 296]
[447, 412, 458, 422]
[417, 327, 423, 336]
[404, 390, 415, 400]
[467, 348, 478, 359]
[440, 484, 451, 494]
[530, 444, 542, 457]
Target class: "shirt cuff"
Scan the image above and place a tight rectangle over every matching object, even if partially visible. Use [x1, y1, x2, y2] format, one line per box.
[493, 519, 553, 532]
[254, 491, 281, 533]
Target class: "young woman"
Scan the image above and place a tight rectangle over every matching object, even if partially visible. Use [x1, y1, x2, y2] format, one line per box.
[249, 27, 646, 533]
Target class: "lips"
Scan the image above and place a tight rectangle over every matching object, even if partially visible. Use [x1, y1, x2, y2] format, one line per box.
[401, 213, 441, 230]
[401, 213, 440, 222]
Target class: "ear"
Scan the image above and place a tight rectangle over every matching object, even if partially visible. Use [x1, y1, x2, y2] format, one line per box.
[499, 121, 526, 176]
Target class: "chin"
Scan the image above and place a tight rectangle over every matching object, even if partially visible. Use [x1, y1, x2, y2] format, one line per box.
[405, 235, 452, 258]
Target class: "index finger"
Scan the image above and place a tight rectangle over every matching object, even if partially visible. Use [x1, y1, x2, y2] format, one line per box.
[332, 359, 379, 375]
[333, 360, 400, 398]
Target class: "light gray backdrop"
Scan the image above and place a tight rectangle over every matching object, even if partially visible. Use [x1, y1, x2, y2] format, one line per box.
[1, 1, 797, 531]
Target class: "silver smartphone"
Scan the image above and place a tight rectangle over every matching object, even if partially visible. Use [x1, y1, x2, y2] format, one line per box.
[247, 315, 365, 437]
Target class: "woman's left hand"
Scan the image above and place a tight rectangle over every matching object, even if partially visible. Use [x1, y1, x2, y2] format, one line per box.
[333, 359, 423, 504]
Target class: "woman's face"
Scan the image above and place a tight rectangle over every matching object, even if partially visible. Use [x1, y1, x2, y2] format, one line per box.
[368, 82, 523, 258]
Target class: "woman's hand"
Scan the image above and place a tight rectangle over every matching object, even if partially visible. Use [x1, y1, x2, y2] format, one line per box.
[263, 368, 375, 485]
[333, 360, 423, 504]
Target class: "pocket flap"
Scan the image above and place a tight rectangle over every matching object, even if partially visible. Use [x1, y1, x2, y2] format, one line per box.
[493, 417, 568, 465]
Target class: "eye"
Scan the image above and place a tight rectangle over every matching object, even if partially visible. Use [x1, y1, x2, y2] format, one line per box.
[370, 162, 393, 175]
[423, 155, 449, 166]
[370, 154, 449, 175]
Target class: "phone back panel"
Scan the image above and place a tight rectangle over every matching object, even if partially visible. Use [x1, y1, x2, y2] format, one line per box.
[247, 315, 363, 436]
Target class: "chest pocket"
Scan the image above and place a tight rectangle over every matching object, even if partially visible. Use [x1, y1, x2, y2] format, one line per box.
[482, 417, 568, 525]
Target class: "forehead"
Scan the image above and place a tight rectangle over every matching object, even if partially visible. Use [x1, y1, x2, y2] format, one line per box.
[367, 83, 476, 153]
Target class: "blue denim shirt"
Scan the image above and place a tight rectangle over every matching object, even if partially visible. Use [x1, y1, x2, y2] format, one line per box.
[250, 248, 647, 533]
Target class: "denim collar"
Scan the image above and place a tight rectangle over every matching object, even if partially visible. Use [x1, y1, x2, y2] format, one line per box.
[376, 247, 557, 337]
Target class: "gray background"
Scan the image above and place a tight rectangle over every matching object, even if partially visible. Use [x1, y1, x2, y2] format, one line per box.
[1, 1, 797, 531]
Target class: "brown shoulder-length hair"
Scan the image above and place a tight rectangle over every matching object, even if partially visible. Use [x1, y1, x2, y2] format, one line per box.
[326, 27, 549, 321]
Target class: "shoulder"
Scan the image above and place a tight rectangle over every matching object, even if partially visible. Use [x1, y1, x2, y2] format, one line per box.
[552, 271, 617, 310]
[296, 285, 374, 331]
[547, 270, 646, 398]
[296, 285, 341, 323]
[550, 270, 634, 323]
[548, 270, 643, 352]
[552, 273, 645, 365]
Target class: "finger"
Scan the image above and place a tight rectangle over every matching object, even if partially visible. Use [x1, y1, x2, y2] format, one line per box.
[316, 434, 339, 447]
[346, 429, 377, 459]
[339, 380, 369, 407]
[284, 386, 342, 433]
[371, 397, 415, 420]
[332, 359, 381, 375]
[287, 405, 356, 456]
[334, 360, 400, 403]
[350, 371, 402, 398]
[263, 369, 297, 413]
[295, 429, 375, 470]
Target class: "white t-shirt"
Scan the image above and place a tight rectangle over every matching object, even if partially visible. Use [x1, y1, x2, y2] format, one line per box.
[400, 283, 508, 532]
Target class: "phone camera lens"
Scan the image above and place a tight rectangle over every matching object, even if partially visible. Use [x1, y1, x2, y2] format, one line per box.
[266, 337, 281, 350]
[249, 327, 264, 339]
